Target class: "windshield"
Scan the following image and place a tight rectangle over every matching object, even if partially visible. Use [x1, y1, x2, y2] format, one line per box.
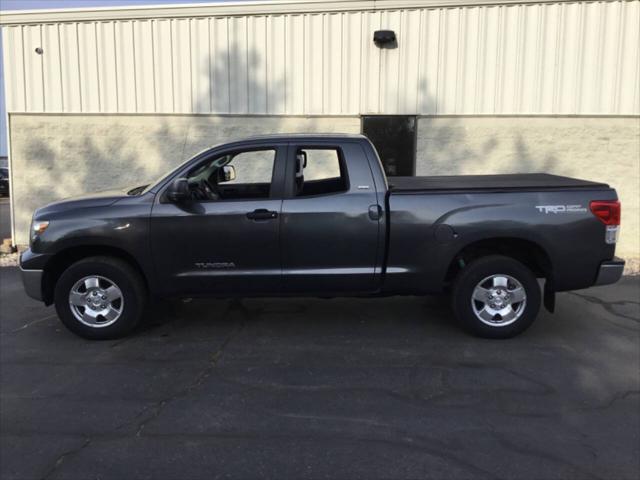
[127, 184, 149, 195]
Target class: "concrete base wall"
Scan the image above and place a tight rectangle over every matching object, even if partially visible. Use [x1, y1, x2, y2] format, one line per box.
[416, 117, 640, 262]
[8, 114, 639, 264]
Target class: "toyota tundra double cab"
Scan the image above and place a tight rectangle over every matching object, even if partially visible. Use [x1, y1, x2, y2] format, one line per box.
[20, 134, 624, 339]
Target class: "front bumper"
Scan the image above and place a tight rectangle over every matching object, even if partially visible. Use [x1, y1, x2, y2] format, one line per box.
[19, 249, 46, 301]
[594, 257, 625, 286]
[20, 266, 44, 301]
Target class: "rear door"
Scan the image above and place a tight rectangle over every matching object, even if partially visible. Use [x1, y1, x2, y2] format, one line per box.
[280, 141, 382, 294]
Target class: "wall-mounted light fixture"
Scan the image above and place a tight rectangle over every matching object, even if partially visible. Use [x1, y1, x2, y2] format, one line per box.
[373, 30, 397, 48]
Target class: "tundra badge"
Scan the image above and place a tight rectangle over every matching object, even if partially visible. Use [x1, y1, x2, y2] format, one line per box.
[194, 262, 236, 269]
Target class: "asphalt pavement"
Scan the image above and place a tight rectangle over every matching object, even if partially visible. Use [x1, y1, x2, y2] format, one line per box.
[1, 266, 638, 480]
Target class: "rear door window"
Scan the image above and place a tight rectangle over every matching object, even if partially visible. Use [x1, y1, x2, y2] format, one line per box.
[294, 148, 348, 197]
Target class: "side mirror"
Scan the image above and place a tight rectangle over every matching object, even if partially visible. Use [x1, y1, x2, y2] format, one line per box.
[166, 178, 190, 203]
[221, 165, 236, 182]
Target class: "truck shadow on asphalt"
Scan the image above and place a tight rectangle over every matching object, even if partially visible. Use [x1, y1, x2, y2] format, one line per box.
[138, 294, 458, 341]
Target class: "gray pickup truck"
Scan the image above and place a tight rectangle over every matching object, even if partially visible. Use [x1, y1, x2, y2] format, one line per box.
[20, 134, 624, 339]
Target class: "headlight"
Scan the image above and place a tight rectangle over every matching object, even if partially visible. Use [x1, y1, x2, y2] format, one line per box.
[31, 220, 49, 242]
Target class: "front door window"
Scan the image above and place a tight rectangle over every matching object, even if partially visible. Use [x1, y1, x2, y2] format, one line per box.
[186, 148, 276, 201]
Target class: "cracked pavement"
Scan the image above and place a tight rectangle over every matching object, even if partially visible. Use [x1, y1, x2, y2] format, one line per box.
[1, 267, 638, 479]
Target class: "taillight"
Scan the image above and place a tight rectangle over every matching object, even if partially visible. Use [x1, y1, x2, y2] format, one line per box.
[590, 200, 621, 244]
[590, 200, 621, 225]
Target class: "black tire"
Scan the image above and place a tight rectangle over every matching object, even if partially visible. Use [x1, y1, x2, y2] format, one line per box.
[54, 256, 146, 340]
[452, 255, 541, 339]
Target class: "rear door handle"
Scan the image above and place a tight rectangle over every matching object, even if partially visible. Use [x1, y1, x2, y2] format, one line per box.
[246, 209, 278, 220]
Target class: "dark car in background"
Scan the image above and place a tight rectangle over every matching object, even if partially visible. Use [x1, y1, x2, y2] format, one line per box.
[0, 168, 9, 197]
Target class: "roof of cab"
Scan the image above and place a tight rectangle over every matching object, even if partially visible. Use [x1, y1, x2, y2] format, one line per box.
[215, 133, 369, 149]
[185, 133, 370, 160]
[239, 133, 368, 142]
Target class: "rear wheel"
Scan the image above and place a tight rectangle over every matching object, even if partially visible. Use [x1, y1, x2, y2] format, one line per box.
[54, 256, 146, 339]
[452, 255, 541, 338]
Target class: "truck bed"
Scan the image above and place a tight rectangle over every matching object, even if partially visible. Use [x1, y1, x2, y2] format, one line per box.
[389, 173, 609, 193]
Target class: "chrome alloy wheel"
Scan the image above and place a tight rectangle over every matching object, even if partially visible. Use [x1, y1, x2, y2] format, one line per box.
[471, 274, 527, 327]
[68, 275, 124, 328]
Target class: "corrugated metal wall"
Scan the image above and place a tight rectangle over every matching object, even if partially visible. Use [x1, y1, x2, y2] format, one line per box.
[3, 0, 639, 115]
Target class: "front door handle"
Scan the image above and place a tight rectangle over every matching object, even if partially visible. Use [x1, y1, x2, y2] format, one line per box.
[246, 209, 278, 221]
[368, 204, 383, 221]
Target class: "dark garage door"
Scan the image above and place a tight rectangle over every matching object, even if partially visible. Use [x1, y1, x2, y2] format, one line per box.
[362, 115, 416, 177]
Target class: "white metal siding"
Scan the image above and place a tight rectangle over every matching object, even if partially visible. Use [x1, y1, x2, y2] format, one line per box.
[2, 0, 639, 115]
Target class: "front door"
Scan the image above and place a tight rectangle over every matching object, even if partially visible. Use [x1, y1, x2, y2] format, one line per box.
[150, 145, 286, 296]
[280, 141, 382, 294]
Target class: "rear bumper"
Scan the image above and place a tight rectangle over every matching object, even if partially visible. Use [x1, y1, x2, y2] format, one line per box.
[594, 257, 625, 286]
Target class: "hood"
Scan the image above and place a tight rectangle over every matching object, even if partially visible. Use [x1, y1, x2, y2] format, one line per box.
[34, 188, 130, 218]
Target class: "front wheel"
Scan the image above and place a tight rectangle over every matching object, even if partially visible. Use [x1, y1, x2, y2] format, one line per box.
[54, 256, 146, 339]
[452, 255, 541, 338]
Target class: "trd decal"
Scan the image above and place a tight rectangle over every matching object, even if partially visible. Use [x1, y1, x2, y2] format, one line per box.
[535, 205, 587, 214]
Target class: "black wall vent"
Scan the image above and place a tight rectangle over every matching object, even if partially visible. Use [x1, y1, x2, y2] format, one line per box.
[373, 30, 397, 48]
